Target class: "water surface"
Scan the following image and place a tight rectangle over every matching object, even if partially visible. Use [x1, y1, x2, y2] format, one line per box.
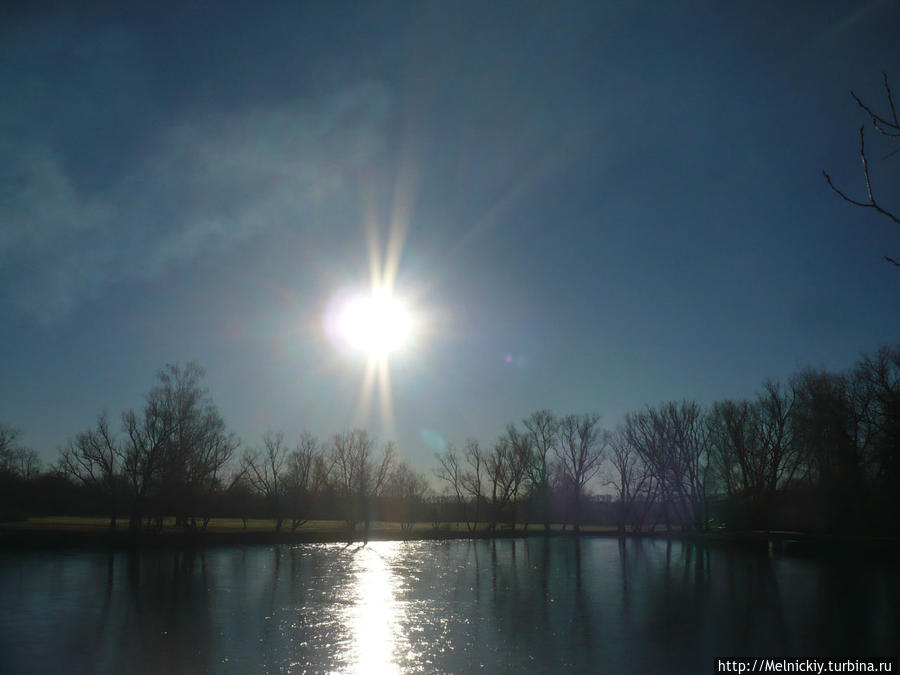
[0, 538, 896, 673]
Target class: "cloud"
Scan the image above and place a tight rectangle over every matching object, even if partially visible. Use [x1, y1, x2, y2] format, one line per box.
[0, 138, 115, 319]
[0, 18, 390, 321]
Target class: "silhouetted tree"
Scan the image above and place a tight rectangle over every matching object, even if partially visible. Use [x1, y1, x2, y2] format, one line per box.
[221, 469, 254, 528]
[824, 72, 900, 265]
[434, 444, 471, 529]
[522, 410, 559, 531]
[708, 382, 803, 529]
[622, 401, 710, 531]
[791, 368, 871, 531]
[555, 413, 606, 532]
[503, 423, 534, 528]
[121, 362, 236, 532]
[384, 460, 429, 530]
[0, 423, 18, 465]
[607, 427, 657, 534]
[853, 346, 900, 532]
[58, 412, 123, 529]
[283, 432, 330, 531]
[460, 439, 486, 529]
[0, 423, 41, 481]
[433, 440, 490, 531]
[243, 432, 290, 530]
[0, 423, 41, 518]
[329, 429, 394, 535]
[483, 434, 529, 530]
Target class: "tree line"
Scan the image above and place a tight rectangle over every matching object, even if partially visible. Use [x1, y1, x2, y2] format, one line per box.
[2, 363, 428, 536]
[448, 346, 898, 536]
[2, 346, 899, 536]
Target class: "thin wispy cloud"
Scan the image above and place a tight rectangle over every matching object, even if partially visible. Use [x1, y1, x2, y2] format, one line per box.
[1, 21, 390, 321]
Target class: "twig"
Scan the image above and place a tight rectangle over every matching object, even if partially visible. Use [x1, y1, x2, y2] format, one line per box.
[883, 72, 899, 128]
[823, 169, 870, 208]
[822, 127, 900, 226]
[825, 74, 900, 267]
[851, 91, 899, 135]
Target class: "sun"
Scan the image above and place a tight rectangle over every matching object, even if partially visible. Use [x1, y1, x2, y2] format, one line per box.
[337, 290, 413, 360]
[324, 284, 419, 436]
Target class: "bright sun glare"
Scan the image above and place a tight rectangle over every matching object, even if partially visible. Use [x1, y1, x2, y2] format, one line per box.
[337, 290, 412, 359]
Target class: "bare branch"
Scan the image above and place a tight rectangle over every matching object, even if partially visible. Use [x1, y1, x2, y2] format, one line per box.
[824, 126, 900, 227]
[823, 168, 872, 209]
[884, 72, 899, 128]
[851, 88, 900, 137]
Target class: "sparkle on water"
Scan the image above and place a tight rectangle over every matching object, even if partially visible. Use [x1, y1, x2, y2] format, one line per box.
[345, 542, 403, 673]
[2, 539, 897, 673]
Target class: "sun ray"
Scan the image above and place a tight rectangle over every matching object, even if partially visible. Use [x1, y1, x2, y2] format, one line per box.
[362, 178, 384, 292]
[377, 357, 395, 440]
[354, 357, 378, 428]
[326, 157, 424, 436]
[383, 159, 417, 293]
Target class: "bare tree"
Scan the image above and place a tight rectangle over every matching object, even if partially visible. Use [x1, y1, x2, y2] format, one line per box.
[58, 412, 122, 529]
[122, 405, 169, 531]
[522, 410, 558, 531]
[0, 423, 41, 481]
[0, 423, 21, 475]
[243, 431, 290, 530]
[708, 382, 803, 530]
[329, 429, 394, 536]
[555, 413, 606, 532]
[504, 423, 534, 528]
[483, 432, 530, 531]
[121, 362, 236, 532]
[707, 399, 752, 500]
[222, 468, 254, 528]
[791, 368, 872, 529]
[755, 381, 804, 488]
[433, 439, 494, 531]
[283, 432, 329, 531]
[0, 424, 40, 521]
[824, 72, 900, 265]
[460, 438, 486, 529]
[384, 460, 429, 530]
[853, 346, 900, 531]
[434, 444, 469, 529]
[12, 449, 40, 480]
[622, 401, 710, 531]
[607, 428, 656, 534]
[0, 423, 18, 459]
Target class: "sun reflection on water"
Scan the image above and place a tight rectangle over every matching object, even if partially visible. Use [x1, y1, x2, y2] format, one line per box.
[344, 542, 402, 674]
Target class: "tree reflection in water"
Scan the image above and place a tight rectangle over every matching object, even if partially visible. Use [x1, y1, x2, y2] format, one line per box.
[0, 539, 897, 674]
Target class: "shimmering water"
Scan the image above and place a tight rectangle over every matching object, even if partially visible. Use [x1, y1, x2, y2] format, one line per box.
[0, 538, 896, 673]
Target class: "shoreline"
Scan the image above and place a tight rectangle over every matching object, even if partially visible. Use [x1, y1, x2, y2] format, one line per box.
[1, 522, 898, 557]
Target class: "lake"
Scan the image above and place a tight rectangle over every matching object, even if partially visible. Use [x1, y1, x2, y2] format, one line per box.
[0, 538, 896, 673]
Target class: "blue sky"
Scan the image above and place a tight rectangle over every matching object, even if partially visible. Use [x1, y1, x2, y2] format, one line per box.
[2, 1, 899, 473]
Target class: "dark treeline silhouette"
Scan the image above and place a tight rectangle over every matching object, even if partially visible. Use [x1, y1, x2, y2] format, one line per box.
[438, 346, 900, 536]
[2, 347, 899, 537]
[1, 362, 429, 537]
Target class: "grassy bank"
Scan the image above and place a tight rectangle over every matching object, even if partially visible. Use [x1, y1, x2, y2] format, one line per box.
[0, 516, 624, 548]
[2, 517, 898, 558]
